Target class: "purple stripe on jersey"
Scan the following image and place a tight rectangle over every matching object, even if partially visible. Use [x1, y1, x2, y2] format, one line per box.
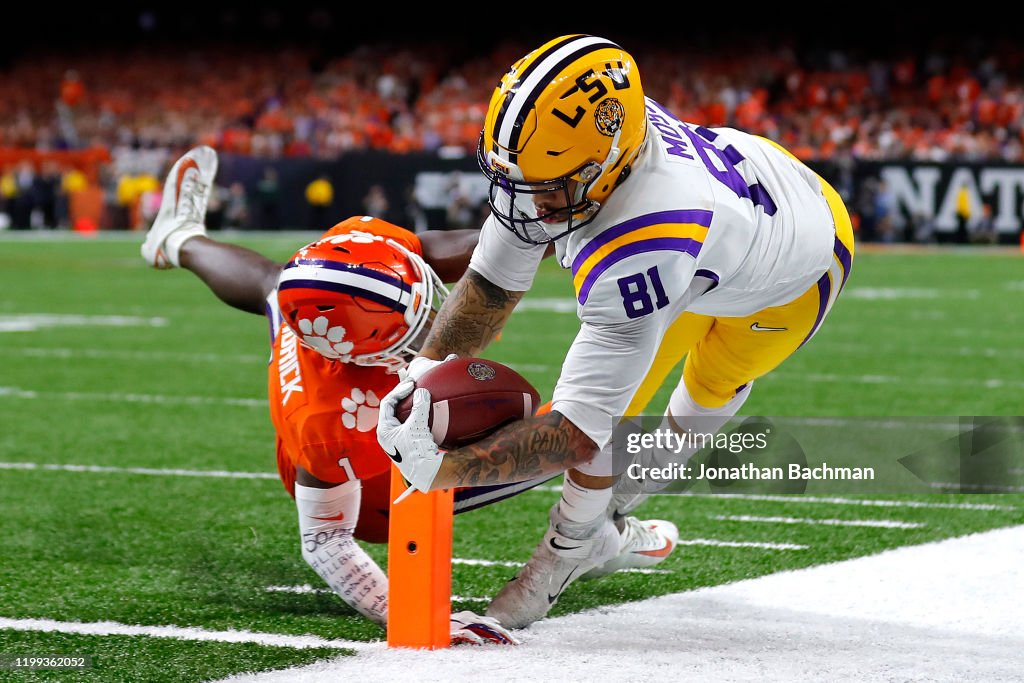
[577, 237, 702, 304]
[286, 259, 412, 292]
[722, 145, 745, 165]
[694, 125, 718, 141]
[694, 268, 720, 292]
[833, 236, 853, 288]
[748, 183, 778, 215]
[570, 209, 713, 275]
[799, 272, 832, 348]
[278, 279, 407, 313]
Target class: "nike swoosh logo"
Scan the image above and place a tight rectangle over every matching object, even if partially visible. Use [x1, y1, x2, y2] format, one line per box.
[549, 537, 582, 552]
[175, 158, 199, 210]
[312, 512, 345, 522]
[547, 565, 580, 604]
[750, 322, 788, 332]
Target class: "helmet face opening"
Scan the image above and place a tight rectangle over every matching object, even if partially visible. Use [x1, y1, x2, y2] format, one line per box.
[477, 137, 600, 245]
[276, 230, 447, 372]
[478, 34, 647, 246]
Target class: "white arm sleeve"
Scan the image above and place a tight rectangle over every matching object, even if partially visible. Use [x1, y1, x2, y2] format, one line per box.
[551, 317, 662, 452]
[467, 213, 546, 292]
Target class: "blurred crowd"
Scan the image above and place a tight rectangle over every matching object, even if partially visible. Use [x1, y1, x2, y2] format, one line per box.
[1, 38, 1023, 235]
[3, 39, 1024, 162]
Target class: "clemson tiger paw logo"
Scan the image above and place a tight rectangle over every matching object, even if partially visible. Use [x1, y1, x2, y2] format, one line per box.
[297, 316, 354, 360]
[341, 388, 380, 431]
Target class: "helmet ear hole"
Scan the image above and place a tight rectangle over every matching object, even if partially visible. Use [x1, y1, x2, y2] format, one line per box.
[332, 246, 351, 254]
[316, 305, 334, 312]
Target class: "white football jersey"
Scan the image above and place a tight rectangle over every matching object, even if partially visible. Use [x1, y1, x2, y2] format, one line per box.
[469, 97, 838, 450]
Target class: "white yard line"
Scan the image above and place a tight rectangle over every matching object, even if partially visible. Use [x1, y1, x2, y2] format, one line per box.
[217, 525, 1024, 683]
[528, 486, 1014, 511]
[0, 346, 266, 364]
[686, 492, 1014, 511]
[6, 462, 1012, 512]
[0, 314, 168, 332]
[264, 585, 490, 602]
[0, 386, 265, 408]
[0, 462, 278, 480]
[675, 538, 807, 550]
[715, 514, 924, 529]
[0, 617, 371, 651]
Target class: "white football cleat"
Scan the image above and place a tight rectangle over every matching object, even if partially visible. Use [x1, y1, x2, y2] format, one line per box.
[580, 517, 678, 580]
[485, 518, 620, 629]
[141, 145, 218, 268]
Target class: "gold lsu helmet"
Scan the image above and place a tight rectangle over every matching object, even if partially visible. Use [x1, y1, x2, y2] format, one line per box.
[477, 35, 648, 244]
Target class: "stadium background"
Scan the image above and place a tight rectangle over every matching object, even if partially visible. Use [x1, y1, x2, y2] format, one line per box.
[1, 9, 1022, 682]
[3, 8, 1023, 244]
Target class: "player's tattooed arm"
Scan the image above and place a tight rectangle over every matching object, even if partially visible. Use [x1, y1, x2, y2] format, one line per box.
[433, 411, 598, 488]
[419, 268, 523, 359]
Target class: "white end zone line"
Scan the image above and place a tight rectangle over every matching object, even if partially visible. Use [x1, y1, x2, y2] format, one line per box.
[216, 525, 1024, 683]
[715, 514, 924, 529]
[265, 585, 490, 602]
[451, 558, 671, 574]
[0, 617, 372, 652]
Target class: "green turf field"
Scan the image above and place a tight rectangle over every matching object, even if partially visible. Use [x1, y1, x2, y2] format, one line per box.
[0, 234, 1021, 681]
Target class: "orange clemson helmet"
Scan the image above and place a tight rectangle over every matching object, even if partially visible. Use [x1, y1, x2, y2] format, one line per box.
[276, 223, 447, 372]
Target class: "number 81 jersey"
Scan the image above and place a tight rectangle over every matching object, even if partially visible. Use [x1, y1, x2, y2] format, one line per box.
[566, 97, 836, 325]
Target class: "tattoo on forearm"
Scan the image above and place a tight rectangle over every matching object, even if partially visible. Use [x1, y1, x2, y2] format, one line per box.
[442, 412, 596, 487]
[424, 270, 522, 357]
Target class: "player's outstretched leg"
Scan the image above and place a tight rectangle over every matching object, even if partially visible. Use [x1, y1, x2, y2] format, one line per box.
[485, 502, 620, 629]
[141, 145, 218, 268]
[579, 516, 678, 580]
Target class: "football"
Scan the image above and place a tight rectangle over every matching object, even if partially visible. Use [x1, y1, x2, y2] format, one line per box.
[395, 357, 542, 449]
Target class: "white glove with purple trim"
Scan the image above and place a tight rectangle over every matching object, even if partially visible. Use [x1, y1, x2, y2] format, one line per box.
[450, 610, 520, 646]
[377, 380, 444, 502]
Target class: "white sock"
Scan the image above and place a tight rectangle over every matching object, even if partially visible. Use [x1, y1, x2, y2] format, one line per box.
[164, 227, 205, 268]
[294, 482, 388, 625]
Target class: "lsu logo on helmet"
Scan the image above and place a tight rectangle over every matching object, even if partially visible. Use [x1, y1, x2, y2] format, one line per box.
[477, 35, 648, 244]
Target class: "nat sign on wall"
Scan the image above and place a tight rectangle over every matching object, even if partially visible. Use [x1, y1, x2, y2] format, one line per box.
[866, 162, 1024, 235]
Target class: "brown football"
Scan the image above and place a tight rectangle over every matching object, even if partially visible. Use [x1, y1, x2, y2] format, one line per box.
[395, 357, 541, 449]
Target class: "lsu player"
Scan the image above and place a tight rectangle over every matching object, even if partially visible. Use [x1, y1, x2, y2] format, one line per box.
[142, 145, 531, 644]
[377, 35, 855, 628]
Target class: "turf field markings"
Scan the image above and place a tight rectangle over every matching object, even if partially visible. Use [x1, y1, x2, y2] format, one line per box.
[688, 492, 1014, 511]
[928, 482, 1024, 493]
[675, 538, 807, 550]
[0, 462, 279, 479]
[844, 287, 980, 300]
[764, 371, 1024, 390]
[0, 617, 373, 651]
[451, 558, 669, 574]
[0, 386, 266, 407]
[714, 514, 924, 529]
[0, 313, 169, 332]
[0, 346, 266, 364]
[264, 585, 491, 602]
[813, 340, 1024, 361]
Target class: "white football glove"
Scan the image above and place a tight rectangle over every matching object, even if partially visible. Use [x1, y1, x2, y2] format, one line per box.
[449, 610, 519, 646]
[377, 380, 444, 502]
[399, 353, 459, 384]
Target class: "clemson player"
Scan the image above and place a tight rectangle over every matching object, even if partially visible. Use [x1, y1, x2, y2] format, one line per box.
[142, 146, 531, 644]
